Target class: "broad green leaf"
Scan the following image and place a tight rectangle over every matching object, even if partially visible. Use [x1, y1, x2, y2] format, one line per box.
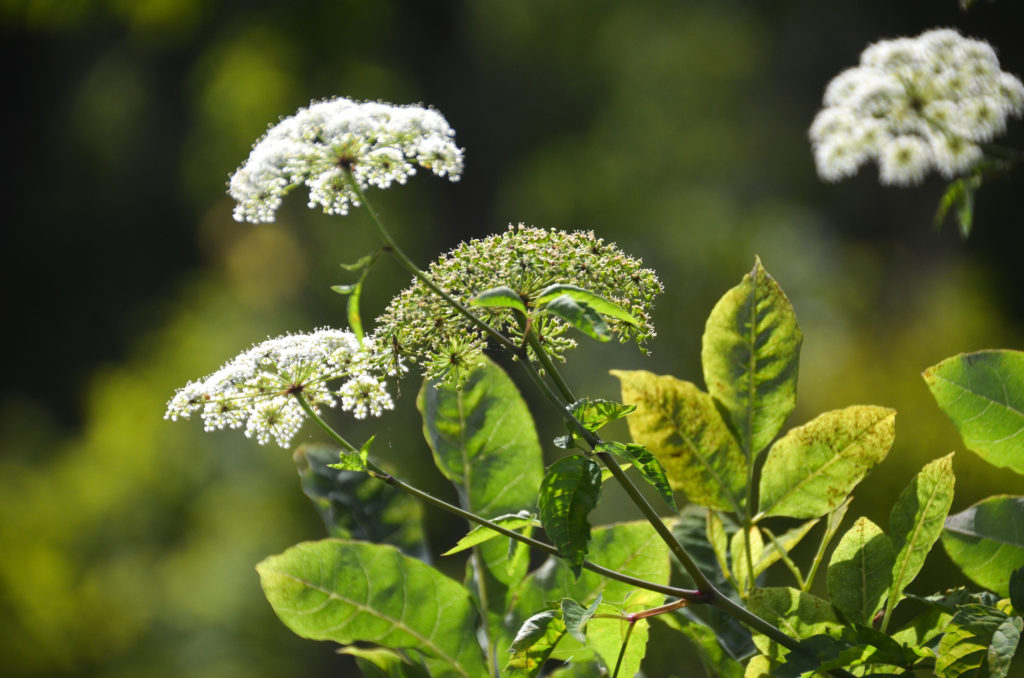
[935, 603, 1017, 678]
[747, 587, 842, 661]
[441, 513, 539, 556]
[542, 294, 611, 341]
[756, 519, 819, 579]
[827, 517, 895, 625]
[924, 350, 1024, 474]
[611, 369, 746, 512]
[469, 285, 527, 315]
[757, 406, 896, 519]
[701, 257, 803, 459]
[596, 441, 676, 511]
[538, 455, 602, 578]
[586, 599, 653, 678]
[731, 525, 764, 596]
[655, 613, 744, 678]
[942, 496, 1024, 597]
[418, 357, 544, 664]
[256, 539, 487, 678]
[507, 610, 567, 676]
[561, 595, 602, 643]
[294, 444, 429, 561]
[535, 284, 640, 326]
[511, 522, 671, 671]
[885, 453, 956, 629]
[744, 654, 773, 678]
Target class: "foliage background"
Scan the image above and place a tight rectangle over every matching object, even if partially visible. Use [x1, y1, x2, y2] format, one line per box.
[2, 1, 1022, 676]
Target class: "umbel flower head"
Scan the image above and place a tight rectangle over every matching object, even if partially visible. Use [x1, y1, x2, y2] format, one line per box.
[810, 28, 1024, 185]
[373, 224, 663, 383]
[229, 97, 464, 223]
[165, 329, 394, 448]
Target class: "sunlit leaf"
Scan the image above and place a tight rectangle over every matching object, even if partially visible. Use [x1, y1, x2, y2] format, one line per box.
[596, 441, 676, 511]
[942, 496, 1024, 598]
[327, 435, 372, 472]
[441, 512, 539, 556]
[731, 525, 764, 595]
[827, 517, 895, 625]
[701, 257, 802, 459]
[886, 454, 956, 629]
[924, 350, 1024, 474]
[294, 444, 428, 561]
[612, 369, 746, 512]
[507, 610, 566, 676]
[538, 455, 602, 578]
[569, 398, 636, 433]
[256, 539, 487, 678]
[535, 284, 640, 326]
[758, 406, 895, 519]
[561, 594, 602, 643]
[747, 587, 842, 661]
[542, 294, 611, 341]
[935, 603, 1020, 678]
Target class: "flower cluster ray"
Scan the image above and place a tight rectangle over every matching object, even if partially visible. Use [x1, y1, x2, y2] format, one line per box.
[810, 28, 1024, 186]
[165, 329, 394, 448]
[230, 97, 464, 223]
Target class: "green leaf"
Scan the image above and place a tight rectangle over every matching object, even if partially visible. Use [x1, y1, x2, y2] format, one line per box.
[441, 512, 539, 556]
[256, 539, 487, 678]
[507, 610, 567, 676]
[885, 453, 956, 629]
[510, 522, 671, 673]
[827, 517, 896, 625]
[596, 441, 676, 511]
[744, 654, 773, 678]
[989, 615, 1023, 677]
[561, 594, 602, 643]
[701, 256, 803, 459]
[933, 175, 981, 238]
[294, 444, 429, 561]
[611, 370, 746, 512]
[707, 510, 733, 584]
[942, 496, 1024, 598]
[538, 455, 602, 578]
[541, 294, 611, 341]
[924, 350, 1024, 474]
[418, 357, 544, 664]
[757, 406, 896, 519]
[569, 398, 636, 433]
[327, 435, 372, 471]
[535, 284, 640, 326]
[339, 251, 381, 272]
[469, 285, 528, 315]
[747, 587, 842, 661]
[344, 647, 432, 678]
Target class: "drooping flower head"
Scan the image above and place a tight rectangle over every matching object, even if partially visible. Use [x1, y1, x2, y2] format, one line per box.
[165, 329, 395, 448]
[810, 28, 1024, 185]
[373, 224, 663, 383]
[229, 98, 464, 223]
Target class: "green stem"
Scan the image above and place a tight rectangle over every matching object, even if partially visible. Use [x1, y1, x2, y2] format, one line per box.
[612, 621, 636, 678]
[295, 393, 700, 601]
[527, 333, 577, 404]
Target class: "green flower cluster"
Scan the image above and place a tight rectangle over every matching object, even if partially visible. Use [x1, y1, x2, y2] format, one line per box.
[373, 224, 663, 383]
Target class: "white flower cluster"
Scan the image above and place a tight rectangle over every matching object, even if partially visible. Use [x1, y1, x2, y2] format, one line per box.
[810, 28, 1024, 186]
[165, 329, 394, 448]
[229, 97, 464, 223]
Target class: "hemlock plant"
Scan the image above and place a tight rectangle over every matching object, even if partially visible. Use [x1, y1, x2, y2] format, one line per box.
[169, 33, 1024, 678]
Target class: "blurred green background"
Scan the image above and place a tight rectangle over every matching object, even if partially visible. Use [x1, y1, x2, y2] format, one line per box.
[3, 1, 1023, 676]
